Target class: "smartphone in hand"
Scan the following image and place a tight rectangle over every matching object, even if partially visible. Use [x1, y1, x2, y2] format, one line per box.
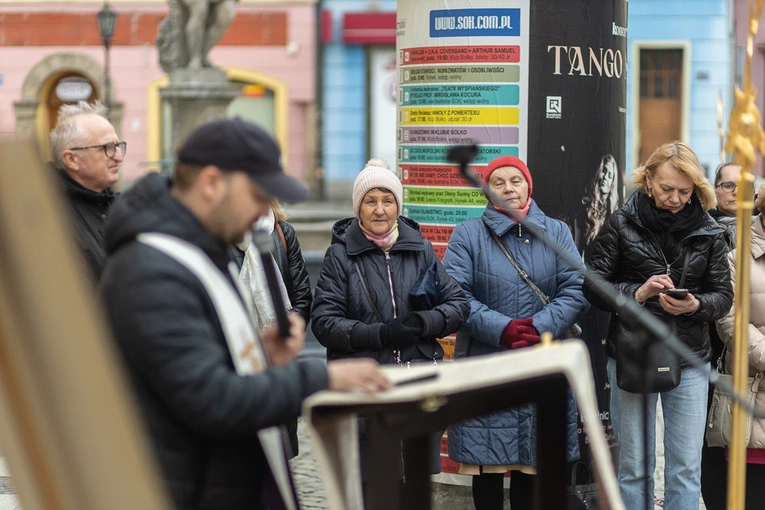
[664, 288, 688, 299]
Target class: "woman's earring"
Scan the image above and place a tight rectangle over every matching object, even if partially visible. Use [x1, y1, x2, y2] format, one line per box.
[648, 188, 652, 198]
[687, 198, 691, 205]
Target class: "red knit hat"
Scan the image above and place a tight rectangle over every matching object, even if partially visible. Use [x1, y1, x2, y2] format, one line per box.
[483, 156, 533, 197]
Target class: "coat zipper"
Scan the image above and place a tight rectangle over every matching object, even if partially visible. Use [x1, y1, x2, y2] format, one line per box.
[384, 252, 406, 366]
[632, 214, 711, 278]
[385, 252, 397, 317]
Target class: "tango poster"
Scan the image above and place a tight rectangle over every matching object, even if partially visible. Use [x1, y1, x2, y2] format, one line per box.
[397, 0, 625, 485]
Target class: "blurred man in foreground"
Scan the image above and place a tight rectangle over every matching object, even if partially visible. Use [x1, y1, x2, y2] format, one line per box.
[100, 118, 390, 510]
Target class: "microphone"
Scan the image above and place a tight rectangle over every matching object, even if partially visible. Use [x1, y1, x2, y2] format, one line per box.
[250, 227, 291, 339]
[446, 144, 479, 168]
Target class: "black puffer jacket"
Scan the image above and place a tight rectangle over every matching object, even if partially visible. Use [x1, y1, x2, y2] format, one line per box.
[100, 173, 328, 510]
[272, 221, 312, 322]
[708, 208, 738, 249]
[311, 217, 469, 363]
[584, 192, 733, 366]
[57, 167, 118, 282]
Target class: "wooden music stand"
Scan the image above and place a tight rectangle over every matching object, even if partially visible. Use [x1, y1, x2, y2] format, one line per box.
[304, 340, 624, 510]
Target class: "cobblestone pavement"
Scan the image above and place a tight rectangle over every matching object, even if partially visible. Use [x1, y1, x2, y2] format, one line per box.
[0, 447, 20, 510]
[290, 417, 328, 509]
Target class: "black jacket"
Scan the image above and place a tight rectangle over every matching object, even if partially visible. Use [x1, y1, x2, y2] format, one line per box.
[584, 192, 733, 366]
[707, 208, 741, 364]
[311, 216, 469, 363]
[273, 222, 312, 322]
[708, 208, 738, 249]
[57, 167, 118, 282]
[100, 173, 328, 510]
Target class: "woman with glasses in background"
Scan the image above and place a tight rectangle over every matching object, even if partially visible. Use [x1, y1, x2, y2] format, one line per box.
[709, 182, 765, 510]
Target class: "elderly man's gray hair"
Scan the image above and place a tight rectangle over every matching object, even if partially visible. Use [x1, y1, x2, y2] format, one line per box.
[50, 101, 109, 169]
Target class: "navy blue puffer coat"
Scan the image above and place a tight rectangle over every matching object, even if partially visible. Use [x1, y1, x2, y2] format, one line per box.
[443, 202, 587, 466]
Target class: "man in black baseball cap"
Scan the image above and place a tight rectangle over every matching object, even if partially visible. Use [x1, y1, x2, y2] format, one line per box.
[99, 117, 391, 509]
[177, 117, 308, 203]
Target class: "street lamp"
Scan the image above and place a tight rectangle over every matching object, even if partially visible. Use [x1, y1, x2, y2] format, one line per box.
[96, 2, 117, 119]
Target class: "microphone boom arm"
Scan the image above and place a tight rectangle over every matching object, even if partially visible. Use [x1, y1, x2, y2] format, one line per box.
[446, 145, 759, 418]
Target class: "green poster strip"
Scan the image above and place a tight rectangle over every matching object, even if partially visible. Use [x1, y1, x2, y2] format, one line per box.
[403, 187, 488, 206]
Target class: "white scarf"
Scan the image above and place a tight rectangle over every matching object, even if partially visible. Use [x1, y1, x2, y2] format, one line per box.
[236, 209, 292, 330]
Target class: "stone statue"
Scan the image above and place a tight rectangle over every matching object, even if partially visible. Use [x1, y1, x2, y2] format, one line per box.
[157, 0, 238, 72]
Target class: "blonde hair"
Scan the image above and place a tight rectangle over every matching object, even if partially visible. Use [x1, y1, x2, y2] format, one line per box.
[756, 181, 765, 215]
[270, 198, 288, 223]
[631, 141, 716, 211]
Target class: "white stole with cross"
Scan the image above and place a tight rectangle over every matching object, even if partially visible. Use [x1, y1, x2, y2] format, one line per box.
[138, 232, 296, 510]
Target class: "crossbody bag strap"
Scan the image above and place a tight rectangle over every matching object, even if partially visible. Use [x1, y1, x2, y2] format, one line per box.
[678, 249, 692, 288]
[352, 260, 383, 322]
[487, 224, 550, 305]
[275, 221, 288, 252]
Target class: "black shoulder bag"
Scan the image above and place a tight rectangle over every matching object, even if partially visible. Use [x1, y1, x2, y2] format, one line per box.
[614, 250, 691, 394]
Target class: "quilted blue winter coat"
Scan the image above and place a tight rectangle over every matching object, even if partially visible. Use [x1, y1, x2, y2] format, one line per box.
[442, 202, 587, 466]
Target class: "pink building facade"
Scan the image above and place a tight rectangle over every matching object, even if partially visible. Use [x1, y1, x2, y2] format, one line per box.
[0, 0, 318, 185]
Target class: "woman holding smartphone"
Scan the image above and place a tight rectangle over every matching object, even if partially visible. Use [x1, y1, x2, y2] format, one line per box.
[584, 141, 733, 510]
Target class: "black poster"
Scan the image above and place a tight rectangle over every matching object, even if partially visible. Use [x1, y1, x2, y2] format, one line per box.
[527, 0, 628, 468]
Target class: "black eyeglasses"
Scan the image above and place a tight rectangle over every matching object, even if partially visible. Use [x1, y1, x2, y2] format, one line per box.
[715, 181, 736, 193]
[69, 141, 127, 158]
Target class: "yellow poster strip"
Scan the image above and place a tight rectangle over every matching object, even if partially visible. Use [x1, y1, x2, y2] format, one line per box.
[400, 107, 519, 125]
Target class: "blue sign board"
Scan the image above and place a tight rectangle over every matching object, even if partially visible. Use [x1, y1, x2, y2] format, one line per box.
[429, 8, 520, 38]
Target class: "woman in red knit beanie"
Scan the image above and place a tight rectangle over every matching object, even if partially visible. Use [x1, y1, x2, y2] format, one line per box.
[443, 155, 587, 510]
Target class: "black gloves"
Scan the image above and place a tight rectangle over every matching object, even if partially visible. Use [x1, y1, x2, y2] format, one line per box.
[380, 313, 425, 347]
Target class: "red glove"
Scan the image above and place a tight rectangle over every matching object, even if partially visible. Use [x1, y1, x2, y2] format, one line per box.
[501, 318, 541, 349]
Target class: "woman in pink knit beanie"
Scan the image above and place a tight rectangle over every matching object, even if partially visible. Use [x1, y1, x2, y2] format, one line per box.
[311, 157, 469, 503]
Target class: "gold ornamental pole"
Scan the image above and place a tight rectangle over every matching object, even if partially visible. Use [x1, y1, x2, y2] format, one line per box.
[724, 1, 764, 508]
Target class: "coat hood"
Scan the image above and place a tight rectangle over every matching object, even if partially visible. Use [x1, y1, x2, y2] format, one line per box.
[330, 216, 424, 255]
[104, 173, 230, 268]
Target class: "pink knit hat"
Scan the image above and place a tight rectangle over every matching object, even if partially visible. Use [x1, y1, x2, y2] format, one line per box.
[483, 156, 533, 197]
[352, 158, 403, 218]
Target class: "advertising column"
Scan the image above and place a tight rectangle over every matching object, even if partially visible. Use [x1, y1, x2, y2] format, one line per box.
[397, 6, 528, 269]
[397, 0, 625, 487]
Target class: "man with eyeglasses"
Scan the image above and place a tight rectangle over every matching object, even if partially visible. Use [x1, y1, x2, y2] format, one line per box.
[50, 101, 125, 282]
